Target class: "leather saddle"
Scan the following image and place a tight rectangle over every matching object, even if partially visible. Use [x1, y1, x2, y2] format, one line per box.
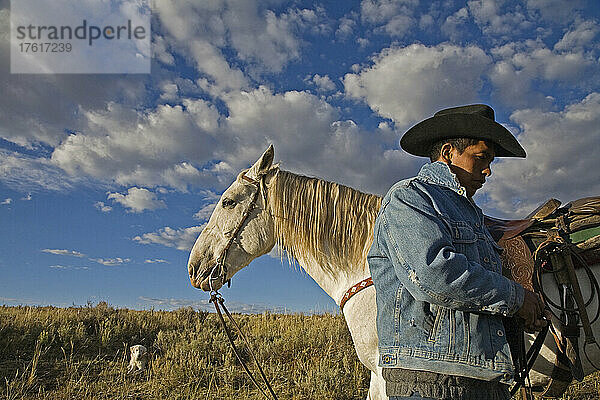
[485, 196, 600, 291]
[484, 196, 600, 398]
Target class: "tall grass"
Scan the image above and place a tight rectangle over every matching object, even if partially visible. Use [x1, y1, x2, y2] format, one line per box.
[0, 303, 368, 399]
[0, 303, 598, 399]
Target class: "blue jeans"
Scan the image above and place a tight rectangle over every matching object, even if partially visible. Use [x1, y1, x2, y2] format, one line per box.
[390, 394, 436, 400]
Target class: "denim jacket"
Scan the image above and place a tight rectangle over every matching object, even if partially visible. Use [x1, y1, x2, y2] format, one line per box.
[367, 161, 525, 383]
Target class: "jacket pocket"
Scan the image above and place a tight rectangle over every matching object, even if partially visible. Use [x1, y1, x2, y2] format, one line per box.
[450, 221, 476, 243]
[450, 221, 478, 260]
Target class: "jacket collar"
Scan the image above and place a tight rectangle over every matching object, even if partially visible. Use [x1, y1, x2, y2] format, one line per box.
[417, 161, 467, 196]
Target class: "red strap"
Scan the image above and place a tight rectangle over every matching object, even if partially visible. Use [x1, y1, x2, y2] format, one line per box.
[340, 277, 373, 311]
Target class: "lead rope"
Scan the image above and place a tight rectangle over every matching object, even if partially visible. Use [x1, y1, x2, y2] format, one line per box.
[209, 291, 279, 400]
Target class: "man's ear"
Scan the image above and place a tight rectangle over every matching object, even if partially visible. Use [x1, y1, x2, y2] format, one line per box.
[440, 142, 454, 165]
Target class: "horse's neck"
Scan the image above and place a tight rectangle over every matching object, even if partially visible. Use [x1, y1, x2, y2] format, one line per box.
[269, 170, 377, 305]
[291, 253, 371, 307]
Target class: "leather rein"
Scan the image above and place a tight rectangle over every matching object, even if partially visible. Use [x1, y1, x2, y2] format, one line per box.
[204, 171, 377, 398]
[207, 172, 279, 399]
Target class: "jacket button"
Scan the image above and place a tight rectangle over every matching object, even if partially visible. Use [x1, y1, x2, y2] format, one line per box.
[483, 257, 490, 263]
[503, 372, 511, 380]
[497, 329, 504, 337]
[458, 188, 465, 195]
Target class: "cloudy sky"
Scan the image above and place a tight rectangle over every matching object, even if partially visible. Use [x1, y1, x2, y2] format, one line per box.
[1, 0, 599, 313]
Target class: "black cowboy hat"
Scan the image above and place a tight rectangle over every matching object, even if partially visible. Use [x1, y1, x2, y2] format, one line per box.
[400, 104, 526, 158]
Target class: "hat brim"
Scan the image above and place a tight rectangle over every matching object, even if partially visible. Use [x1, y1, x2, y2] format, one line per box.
[400, 114, 526, 158]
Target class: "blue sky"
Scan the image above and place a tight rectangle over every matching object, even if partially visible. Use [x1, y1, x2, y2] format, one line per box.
[1, 0, 599, 313]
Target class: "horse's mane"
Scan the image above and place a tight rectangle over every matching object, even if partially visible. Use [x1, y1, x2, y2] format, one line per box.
[268, 170, 382, 274]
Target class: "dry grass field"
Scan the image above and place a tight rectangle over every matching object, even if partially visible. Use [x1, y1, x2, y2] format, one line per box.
[0, 303, 598, 399]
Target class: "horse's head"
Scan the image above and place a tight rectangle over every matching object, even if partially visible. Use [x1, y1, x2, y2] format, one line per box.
[188, 145, 278, 291]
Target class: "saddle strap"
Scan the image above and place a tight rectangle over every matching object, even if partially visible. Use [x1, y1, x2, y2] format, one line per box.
[540, 326, 574, 398]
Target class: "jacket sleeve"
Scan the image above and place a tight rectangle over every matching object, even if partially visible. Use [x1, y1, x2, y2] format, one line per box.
[376, 186, 524, 317]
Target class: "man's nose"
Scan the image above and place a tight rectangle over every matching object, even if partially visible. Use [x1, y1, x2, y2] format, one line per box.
[483, 165, 492, 177]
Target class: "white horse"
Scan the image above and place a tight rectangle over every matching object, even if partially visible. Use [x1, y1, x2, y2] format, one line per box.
[187, 145, 600, 399]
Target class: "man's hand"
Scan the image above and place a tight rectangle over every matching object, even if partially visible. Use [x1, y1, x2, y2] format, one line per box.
[517, 289, 550, 332]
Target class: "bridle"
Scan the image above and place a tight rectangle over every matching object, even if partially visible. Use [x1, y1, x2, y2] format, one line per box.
[201, 171, 279, 400]
[205, 172, 267, 291]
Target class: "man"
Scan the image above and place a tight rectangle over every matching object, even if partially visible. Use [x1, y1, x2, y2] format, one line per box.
[367, 104, 548, 400]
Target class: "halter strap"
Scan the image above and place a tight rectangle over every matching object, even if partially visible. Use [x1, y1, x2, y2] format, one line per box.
[209, 173, 264, 289]
[242, 174, 260, 185]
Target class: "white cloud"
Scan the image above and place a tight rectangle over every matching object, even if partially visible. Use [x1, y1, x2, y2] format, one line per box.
[42, 249, 86, 257]
[159, 82, 179, 101]
[49, 265, 89, 270]
[360, 0, 418, 37]
[554, 20, 599, 52]
[216, 85, 417, 195]
[193, 202, 218, 222]
[360, 0, 417, 23]
[489, 39, 599, 108]
[50, 99, 221, 190]
[1, 198, 11, 205]
[107, 187, 166, 213]
[306, 74, 336, 92]
[379, 14, 414, 36]
[343, 43, 491, 128]
[357, 37, 370, 48]
[133, 225, 206, 251]
[2, 2, 414, 198]
[441, 7, 470, 41]
[152, 34, 175, 65]
[94, 201, 113, 213]
[0, 6, 147, 149]
[481, 93, 600, 217]
[418, 14, 434, 30]
[468, 0, 532, 39]
[336, 14, 357, 39]
[0, 150, 84, 192]
[153, 0, 327, 86]
[525, 0, 585, 24]
[225, 7, 307, 73]
[90, 257, 131, 266]
[45, 84, 405, 194]
[144, 259, 169, 264]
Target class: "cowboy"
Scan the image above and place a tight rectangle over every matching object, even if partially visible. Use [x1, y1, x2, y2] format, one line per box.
[367, 104, 548, 400]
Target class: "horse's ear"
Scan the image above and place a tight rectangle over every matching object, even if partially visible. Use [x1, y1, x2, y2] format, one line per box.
[247, 145, 274, 179]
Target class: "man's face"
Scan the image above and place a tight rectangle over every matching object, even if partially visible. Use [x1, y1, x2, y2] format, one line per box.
[447, 140, 495, 198]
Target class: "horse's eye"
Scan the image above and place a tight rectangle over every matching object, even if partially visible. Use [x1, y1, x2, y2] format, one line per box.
[222, 198, 236, 208]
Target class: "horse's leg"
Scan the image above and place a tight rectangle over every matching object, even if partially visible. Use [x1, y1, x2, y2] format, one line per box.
[342, 286, 386, 399]
[366, 367, 386, 400]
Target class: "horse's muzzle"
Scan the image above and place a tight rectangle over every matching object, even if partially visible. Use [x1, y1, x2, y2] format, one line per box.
[189, 264, 224, 291]
[189, 264, 211, 290]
